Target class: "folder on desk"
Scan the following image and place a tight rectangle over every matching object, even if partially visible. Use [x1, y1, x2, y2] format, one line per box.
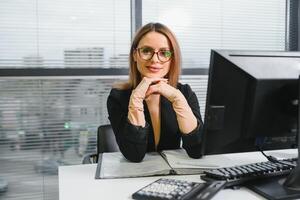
[95, 149, 233, 179]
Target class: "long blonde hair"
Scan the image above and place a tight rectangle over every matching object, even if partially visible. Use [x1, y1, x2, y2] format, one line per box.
[114, 22, 182, 90]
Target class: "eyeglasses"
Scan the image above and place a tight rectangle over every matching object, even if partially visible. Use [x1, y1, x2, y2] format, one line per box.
[136, 47, 173, 63]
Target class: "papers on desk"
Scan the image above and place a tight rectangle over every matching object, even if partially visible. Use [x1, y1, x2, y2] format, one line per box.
[96, 152, 170, 179]
[95, 149, 233, 179]
[161, 149, 234, 175]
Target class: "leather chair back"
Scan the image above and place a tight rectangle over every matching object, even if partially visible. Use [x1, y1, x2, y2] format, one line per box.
[97, 124, 120, 154]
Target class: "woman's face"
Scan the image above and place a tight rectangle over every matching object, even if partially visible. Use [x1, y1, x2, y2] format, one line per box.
[134, 31, 172, 78]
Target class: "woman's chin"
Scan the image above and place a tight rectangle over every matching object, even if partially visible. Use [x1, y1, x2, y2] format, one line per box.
[142, 73, 165, 78]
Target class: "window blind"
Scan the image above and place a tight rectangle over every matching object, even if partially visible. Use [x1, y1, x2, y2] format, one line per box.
[142, 0, 286, 68]
[0, 0, 131, 199]
[0, 0, 131, 69]
[0, 77, 117, 200]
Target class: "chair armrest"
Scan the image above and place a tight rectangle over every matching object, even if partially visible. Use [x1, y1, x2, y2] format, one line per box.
[81, 153, 98, 164]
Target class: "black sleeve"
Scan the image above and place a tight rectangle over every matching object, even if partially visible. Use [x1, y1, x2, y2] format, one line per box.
[179, 84, 204, 159]
[107, 89, 150, 162]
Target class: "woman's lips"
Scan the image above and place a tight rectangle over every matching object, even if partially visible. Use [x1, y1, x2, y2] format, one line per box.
[147, 66, 162, 72]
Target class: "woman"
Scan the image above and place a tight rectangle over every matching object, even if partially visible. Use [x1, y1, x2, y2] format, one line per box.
[107, 22, 203, 162]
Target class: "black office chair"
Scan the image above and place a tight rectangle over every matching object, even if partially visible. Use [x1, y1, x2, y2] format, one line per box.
[82, 124, 120, 164]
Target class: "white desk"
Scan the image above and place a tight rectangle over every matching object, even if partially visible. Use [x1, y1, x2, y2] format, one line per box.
[59, 149, 298, 200]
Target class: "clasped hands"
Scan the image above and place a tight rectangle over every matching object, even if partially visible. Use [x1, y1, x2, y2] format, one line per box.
[129, 77, 198, 133]
[131, 77, 180, 103]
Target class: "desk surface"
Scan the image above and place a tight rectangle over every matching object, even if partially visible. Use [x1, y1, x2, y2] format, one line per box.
[59, 149, 298, 200]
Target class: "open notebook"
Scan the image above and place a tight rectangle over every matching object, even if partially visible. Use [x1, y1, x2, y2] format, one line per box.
[95, 149, 233, 179]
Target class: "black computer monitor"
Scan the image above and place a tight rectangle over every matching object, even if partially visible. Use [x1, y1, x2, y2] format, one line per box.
[202, 49, 300, 199]
[203, 49, 299, 155]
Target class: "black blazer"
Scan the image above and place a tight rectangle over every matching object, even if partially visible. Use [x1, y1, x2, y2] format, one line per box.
[107, 83, 204, 162]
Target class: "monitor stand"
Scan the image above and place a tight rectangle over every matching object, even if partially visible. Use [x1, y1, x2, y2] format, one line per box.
[248, 175, 300, 200]
[247, 75, 300, 200]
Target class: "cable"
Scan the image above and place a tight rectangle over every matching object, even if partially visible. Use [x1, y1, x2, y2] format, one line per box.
[259, 149, 296, 167]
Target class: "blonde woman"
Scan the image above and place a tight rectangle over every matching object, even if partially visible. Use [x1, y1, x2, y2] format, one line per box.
[107, 23, 203, 162]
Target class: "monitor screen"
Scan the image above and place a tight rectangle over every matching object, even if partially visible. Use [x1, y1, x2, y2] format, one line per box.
[203, 50, 300, 155]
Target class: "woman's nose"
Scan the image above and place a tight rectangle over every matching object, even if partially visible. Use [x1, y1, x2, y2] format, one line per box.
[150, 52, 160, 62]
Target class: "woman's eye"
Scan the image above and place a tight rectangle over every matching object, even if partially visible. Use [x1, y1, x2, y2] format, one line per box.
[162, 51, 172, 57]
[141, 48, 153, 54]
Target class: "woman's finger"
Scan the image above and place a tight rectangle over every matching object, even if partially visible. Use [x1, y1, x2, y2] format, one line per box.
[144, 77, 168, 84]
[145, 84, 161, 98]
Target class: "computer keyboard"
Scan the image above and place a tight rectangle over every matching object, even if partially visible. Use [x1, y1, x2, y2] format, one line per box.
[132, 178, 226, 200]
[201, 157, 297, 187]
